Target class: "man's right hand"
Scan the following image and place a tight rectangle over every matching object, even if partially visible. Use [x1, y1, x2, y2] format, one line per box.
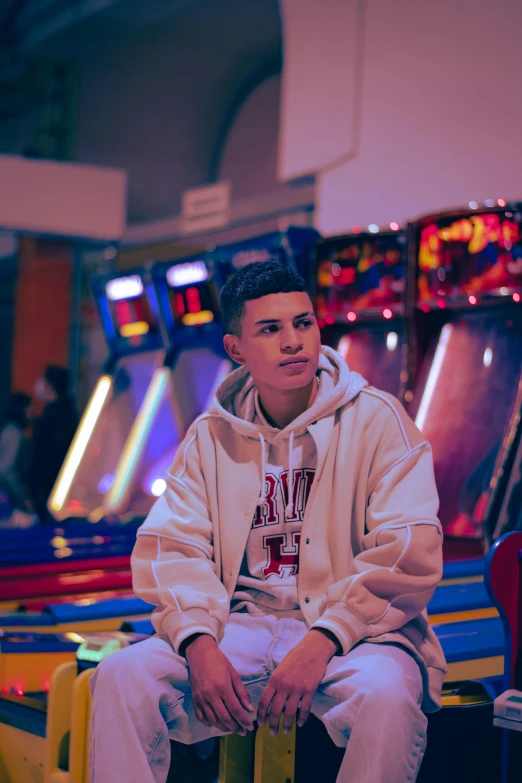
[184, 634, 256, 735]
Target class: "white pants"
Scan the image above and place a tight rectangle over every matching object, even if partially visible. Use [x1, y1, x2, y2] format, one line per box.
[89, 614, 427, 783]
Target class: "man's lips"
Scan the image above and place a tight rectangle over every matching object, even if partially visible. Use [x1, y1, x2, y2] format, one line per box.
[279, 358, 309, 366]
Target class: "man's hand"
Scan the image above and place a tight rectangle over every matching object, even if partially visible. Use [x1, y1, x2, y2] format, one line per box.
[184, 634, 256, 736]
[257, 629, 339, 736]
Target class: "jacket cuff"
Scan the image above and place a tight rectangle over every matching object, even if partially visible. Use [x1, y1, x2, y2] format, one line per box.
[311, 602, 372, 655]
[159, 608, 222, 655]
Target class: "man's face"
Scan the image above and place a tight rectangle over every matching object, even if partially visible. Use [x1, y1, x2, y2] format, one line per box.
[224, 291, 321, 390]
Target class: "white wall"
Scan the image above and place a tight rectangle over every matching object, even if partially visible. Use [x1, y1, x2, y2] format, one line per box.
[279, 0, 522, 234]
[220, 75, 290, 201]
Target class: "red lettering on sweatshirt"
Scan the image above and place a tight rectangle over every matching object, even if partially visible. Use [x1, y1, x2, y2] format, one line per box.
[253, 469, 315, 529]
[252, 474, 279, 527]
[262, 532, 301, 578]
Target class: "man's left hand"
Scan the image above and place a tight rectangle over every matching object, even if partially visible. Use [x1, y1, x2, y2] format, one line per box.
[257, 629, 340, 735]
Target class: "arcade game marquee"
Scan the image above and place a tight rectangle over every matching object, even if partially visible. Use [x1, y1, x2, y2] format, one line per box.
[314, 227, 407, 398]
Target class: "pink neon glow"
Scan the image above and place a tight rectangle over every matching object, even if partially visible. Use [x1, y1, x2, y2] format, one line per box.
[437, 299, 446, 309]
[468, 295, 477, 305]
[383, 308, 393, 319]
[347, 311, 357, 322]
[352, 226, 361, 234]
[390, 222, 399, 231]
[325, 315, 334, 325]
[498, 199, 506, 207]
[514, 293, 521, 302]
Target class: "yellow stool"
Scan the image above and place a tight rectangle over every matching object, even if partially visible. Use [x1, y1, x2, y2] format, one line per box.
[219, 720, 296, 783]
[45, 662, 94, 783]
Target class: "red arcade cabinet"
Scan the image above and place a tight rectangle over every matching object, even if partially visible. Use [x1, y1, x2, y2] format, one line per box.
[406, 203, 522, 553]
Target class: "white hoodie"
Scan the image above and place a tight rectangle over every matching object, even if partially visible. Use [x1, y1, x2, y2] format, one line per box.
[131, 346, 447, 712]
[231, 383, 319, 616]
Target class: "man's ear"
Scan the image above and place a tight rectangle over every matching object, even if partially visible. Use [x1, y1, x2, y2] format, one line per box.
[223, 334, 246, 365]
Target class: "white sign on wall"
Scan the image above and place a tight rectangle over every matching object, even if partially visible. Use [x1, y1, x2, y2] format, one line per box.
[181, 180, 231, 234]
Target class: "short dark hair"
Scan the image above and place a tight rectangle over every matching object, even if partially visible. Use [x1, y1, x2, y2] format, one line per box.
[44, 365, 71, 398]
[220, 260, 308, 337]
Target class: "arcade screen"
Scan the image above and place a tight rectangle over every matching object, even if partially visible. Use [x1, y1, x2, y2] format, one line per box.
[412, 312, 522, 537]
[59, 351, 164, 519]
[165, 260, 221, 327]
[106, 274, 162, 351]
[315, 233, 405, 319]
[123, 348, 232, 516]
[417, 209, 522, 303]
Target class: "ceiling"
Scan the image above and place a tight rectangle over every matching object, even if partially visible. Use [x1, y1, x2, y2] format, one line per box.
[0, 0, 201, 51]
[0, 0, 284, 223]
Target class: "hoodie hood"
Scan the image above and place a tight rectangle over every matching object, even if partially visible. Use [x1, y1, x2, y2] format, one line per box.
[208, 345, 368, 514]
[210, 344, 367, 437]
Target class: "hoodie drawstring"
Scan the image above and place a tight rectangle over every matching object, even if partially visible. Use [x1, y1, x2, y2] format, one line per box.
[257, 430, 295, 517]
[285, 431, 295, 517]
[258, 432, 267, 505]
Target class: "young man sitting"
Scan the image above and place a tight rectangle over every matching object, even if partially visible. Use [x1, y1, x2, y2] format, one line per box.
[90, 260, 447, 783]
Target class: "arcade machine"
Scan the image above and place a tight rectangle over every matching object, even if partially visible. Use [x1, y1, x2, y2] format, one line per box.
[98, 253, 232, 518]
[314, 228, 408, 397]
[49, 268, 165, 523]
[406, 203, 522, 555]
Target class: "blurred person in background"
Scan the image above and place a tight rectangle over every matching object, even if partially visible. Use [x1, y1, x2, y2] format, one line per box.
[30, 365, 78, 521]
[0, 391, 38, 528]
[0, 392, 33, 512]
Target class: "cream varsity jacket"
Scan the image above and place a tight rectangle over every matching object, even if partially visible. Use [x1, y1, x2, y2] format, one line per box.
[131, 346, 447, 712]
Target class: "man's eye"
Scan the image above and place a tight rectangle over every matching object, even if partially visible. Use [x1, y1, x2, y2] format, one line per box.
[297, 319, 313, 328]
[261, 325, 278, 334]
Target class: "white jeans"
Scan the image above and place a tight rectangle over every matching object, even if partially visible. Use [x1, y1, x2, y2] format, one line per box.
[89, 614, 427, 783]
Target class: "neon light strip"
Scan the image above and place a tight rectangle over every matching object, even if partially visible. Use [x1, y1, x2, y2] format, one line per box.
[49, 376, 112, 515]
[103, 366, 171, 513]
[204, 359, 233, 410]
[415, 324, 453, 432]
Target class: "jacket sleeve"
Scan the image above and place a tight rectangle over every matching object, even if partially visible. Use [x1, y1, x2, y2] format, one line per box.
[131, 422, 230, 653]
[311, 432, 443, 656]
